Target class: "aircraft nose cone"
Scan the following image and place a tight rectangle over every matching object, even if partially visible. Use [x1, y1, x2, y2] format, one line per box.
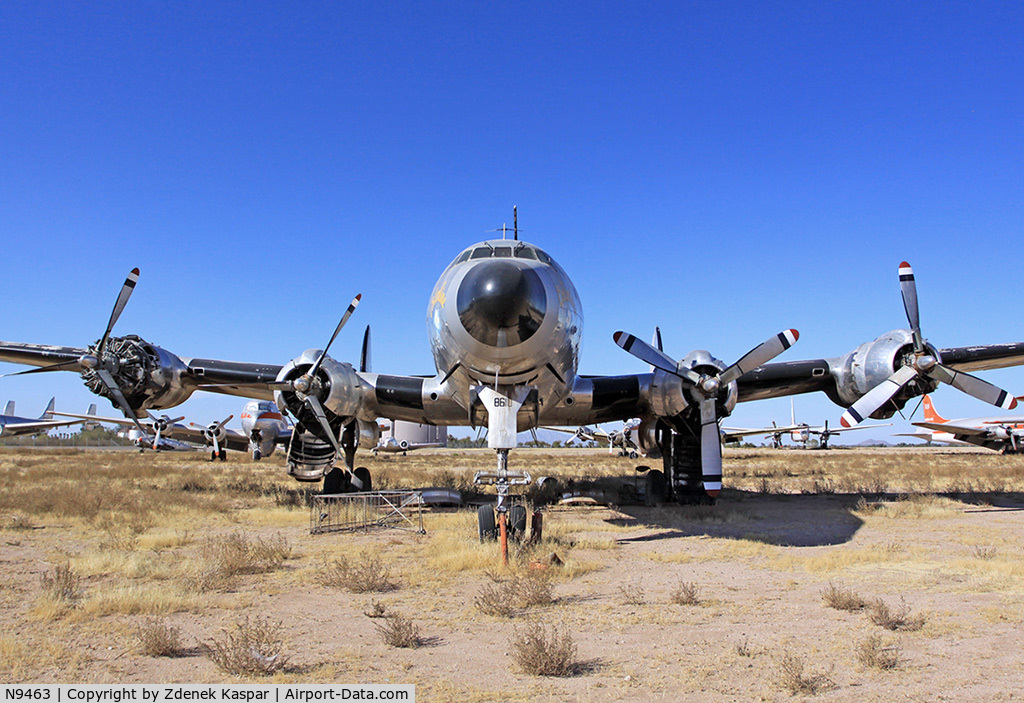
[457, 260, 547, 347]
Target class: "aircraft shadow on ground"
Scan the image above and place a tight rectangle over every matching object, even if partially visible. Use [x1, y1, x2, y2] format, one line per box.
[607, 488, 1024, 547]
[609, 491, 866, 548]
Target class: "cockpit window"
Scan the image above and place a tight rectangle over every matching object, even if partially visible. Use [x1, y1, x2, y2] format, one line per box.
[455, 250, 472, 264]
[493, 246, 512, 258]
[513, 246, 537, 260]
[535, 249, 552, 265]
[470, 247, 492, 259]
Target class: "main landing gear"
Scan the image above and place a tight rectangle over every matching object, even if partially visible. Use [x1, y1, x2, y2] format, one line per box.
[321, 422, 372, 495]
[651, 416, 717, 505]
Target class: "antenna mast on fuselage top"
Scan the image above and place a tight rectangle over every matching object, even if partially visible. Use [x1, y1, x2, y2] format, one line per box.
[492, 206, 520, 241]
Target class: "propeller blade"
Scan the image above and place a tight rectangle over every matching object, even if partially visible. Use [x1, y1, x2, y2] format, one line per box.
[699, 399, 723, 497]
[216, 414, 235, 432]
[930, 364, 1018, 410]
[305, 395, 342, 456]
[212, 434, 221, 455]
[1, 359, 84, 378]
[307, 294, 362, 382]
[152, 425, 162, 450]
[839, 365, 919, 427]
[613, 332, 701, 384]
[98, 268, 140, 356]
[95, 368, 148, 436]
[898, 262, 924, 352]
[719, 329, 799, 386]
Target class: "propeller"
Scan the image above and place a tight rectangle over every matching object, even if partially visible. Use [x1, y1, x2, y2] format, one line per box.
[614, 328, 799, 497]
[2, 268, 150, 436]
[289, 295, 362, 455]
[151, 414, 185, 450]
[191, 414, 234, 456]
[840, 262, 1017, 427]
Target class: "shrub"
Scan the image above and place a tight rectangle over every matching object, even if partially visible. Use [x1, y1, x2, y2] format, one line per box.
[189, 532, 291, 592]
[135, 618, 184, 657]
[475, 582, 517, 618]
[40, 563, 81, 604]
[821, 582, 867, 612]
[669, 580, 701, 606]
[364, 600, 389, 619]
[475, 571, 554, 617]
[374, 613, 421, 648]
[776, 650, 833, 695]
[318, 552, 395, 593]
[618, 581, 645, 606]
[207, 616, 289, 676]
[510, 622, 578, 676]
[857, 634, 901, 670]
[868, 597, 926, 632]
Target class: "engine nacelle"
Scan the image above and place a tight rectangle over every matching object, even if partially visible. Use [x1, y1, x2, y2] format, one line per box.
[832, 329, 940, 418]
[645, 350, 738, 421]
[80, 335, 194, 412]
[273, 349, 366, 431]
[636, 418, 662, 459]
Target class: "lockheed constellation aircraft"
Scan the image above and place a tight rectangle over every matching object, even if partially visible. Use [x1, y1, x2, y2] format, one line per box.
[2, 239, 1023, 503]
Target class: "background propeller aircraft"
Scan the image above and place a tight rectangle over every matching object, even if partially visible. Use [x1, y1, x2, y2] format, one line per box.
[0, 398, 90, 438]
[4, 238, 1024, 504]
[723, 399, 890, 449]
[543, 420, 644, 458]
[55, 399, 291, 460]
[894, 394, 1024, 454]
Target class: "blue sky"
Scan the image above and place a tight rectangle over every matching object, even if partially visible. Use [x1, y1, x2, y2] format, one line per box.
[2, 1, 1023, 442]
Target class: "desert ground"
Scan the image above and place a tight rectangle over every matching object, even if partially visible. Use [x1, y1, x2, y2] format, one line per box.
[1, 445, 1023, 701]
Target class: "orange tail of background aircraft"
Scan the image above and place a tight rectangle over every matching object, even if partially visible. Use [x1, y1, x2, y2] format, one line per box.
[922, 395, 948, 424]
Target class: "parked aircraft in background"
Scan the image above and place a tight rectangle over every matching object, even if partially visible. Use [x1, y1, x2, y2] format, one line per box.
[0, 398, 91, 437]
[724, 399, 890, 449]
[543, 420, 644, 458]
[894, 395, 1024, 453]
[55, 399, 291, 460]
[4, 235, 1024, 504]
[372, 419, 445, 455]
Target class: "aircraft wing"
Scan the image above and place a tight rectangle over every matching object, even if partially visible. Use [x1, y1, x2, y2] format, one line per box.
[938, 343, 1024, 373]
[52, 409, 151, 427]
[812, 422, 891, 435]
[720, 424, 803, 438]
[911, 421, 989, 436]
[0, 417, 86, 437]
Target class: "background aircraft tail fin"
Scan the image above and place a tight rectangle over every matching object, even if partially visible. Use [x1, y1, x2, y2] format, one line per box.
[360, 325, 372, 373]
[2, 401, 13, 416]
[922, 395, 948, 424]
[40, 397, 55, 420]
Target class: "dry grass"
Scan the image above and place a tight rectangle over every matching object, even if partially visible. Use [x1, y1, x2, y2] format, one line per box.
[510, 622, 579, 676]
[618, 581, 646, 605]
[475, 570, 554, 617]
[188, 532, 291, 592]
[669, 579, 701, 606]
[821, 582, 868, 611]
[776, 649, 834, 695]
[135, 618, 185, 657]
[857, 634, 902, 670]
[207, 616, 289, 676]
[868, 597, 927, 631]
[317, 551, 396, 593]
[374, 612, 422, 648]
[40, 562, 82, 603]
